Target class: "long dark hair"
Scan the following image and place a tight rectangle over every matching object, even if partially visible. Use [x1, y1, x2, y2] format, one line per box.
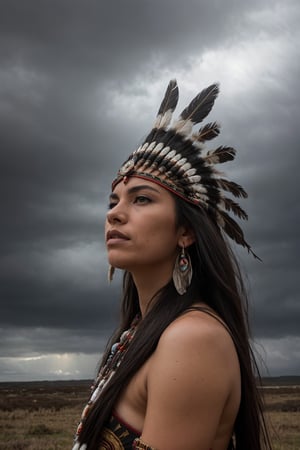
[79, 196, 272, 450]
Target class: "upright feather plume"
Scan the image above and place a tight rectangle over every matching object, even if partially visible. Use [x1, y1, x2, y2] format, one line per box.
[154, 79, 179, 130]
[173, 84, 219, 135]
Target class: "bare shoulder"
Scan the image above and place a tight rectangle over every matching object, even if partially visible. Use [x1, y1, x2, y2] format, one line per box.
[148, 307, 240, 395]
[157, 308, 237, 360]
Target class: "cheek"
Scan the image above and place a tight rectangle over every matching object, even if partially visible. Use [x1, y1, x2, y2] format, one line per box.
[143, 220, 178, 248]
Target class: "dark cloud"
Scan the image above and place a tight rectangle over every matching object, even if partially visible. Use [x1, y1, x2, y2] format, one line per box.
[0, 0, 299, 380]
[0, 0, 263, 72]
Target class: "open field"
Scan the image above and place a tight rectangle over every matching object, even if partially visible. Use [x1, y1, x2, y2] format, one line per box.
[0, 378, 299, 449]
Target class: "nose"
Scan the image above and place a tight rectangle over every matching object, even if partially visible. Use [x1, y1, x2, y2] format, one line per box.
[106, 203, 128, 225]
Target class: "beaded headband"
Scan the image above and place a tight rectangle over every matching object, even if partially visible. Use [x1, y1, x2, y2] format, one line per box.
[112, 80, 257, 257]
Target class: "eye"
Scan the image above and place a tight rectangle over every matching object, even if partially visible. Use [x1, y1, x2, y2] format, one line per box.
[108, 201, 118, 210]
[134, 195, 152, 205]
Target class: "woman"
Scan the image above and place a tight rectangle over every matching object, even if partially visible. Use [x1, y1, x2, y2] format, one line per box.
[73, 80, 272, 450]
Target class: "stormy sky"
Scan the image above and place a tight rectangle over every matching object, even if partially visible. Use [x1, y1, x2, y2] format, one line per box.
[0, 0, 299, 381]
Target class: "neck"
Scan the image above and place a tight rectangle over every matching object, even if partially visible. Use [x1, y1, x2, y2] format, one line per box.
[131, 264, 174, 317]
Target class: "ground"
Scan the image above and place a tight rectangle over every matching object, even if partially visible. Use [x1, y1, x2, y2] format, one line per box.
[0, 378, 299, 450]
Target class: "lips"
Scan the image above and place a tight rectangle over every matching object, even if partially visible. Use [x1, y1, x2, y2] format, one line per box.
[106, 230, 130, 242]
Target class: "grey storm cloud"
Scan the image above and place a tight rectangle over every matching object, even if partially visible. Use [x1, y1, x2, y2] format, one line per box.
[0, 0, 299, 380]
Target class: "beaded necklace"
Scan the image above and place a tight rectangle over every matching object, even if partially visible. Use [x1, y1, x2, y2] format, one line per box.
[72, 314, 140, 450]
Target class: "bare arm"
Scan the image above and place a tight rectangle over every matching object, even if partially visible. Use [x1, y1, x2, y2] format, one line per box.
[139, 313, 240, 450]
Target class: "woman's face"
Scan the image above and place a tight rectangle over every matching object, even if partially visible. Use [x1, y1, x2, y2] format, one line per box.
[105, 177, 183, 275]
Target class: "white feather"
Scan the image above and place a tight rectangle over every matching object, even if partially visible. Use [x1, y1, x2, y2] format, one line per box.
[136, 142, 149, 154]
[164, 149, 176, 160]
[186, 168, 197, 176]
[153, 114, 162, 129]
[133, 145, 142, 155]
[192, 140, 205, 150]
[148, 141, 157, 151]
[176, 157, 187, 167]
[188, 175, 201, 183]
[181, 162, 192, 172]
[173, 118, 193, 135]
[159, 110, 173, 128]
[153, 142, 164, 154]
[173, 153, 182, 162]
[160, 146, 171, 156]
[193, 184, 207, 193]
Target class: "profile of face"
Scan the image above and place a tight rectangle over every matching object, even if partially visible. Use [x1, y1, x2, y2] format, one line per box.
[105, 177, 187, 276]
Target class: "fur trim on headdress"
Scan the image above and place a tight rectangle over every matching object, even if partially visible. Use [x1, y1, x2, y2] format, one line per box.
[112, 80, 258, 258]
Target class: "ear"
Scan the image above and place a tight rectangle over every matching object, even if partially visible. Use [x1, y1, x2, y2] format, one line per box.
[178, 226, 195, 248]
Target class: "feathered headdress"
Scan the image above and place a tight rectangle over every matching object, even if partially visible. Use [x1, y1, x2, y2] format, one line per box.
[112, 80, 257, 258]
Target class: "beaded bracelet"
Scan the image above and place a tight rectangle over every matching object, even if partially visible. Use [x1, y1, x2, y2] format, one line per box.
[132, 437, 157, 450]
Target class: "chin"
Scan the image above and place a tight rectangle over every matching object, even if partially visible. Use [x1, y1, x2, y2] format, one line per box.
[108, 258, 131, 271]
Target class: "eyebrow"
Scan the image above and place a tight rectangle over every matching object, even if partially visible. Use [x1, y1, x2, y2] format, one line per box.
[109, 184, 161, 200]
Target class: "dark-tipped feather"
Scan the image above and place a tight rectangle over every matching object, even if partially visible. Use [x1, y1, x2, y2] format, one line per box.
[204, 146, 236, 164]
[223, 197, 248, 220]
[195, 122, 220, 142]
[217, 179, 248, 198]
[154, 80, 179, 129]
[157, 80, 178, 116]
[179, 83, 219, 125]
[219, 210, 261, 260]
[219, 210, 248, 246]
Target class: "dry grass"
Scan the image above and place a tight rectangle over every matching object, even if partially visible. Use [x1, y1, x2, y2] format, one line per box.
[0, 381, 89, 450]
[0, 406, 80, 449]
[0, 380, 299, 449]
[263, 385, 300, 450]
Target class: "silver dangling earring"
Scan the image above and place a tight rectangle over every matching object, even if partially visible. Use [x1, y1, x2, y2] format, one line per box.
[172, 246, 193, 295]
[108, 265, 115, 283]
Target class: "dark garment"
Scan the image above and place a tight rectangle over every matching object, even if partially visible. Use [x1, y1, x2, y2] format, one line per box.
[99, 413, 140, 450]
[99, 413, 233, 450]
